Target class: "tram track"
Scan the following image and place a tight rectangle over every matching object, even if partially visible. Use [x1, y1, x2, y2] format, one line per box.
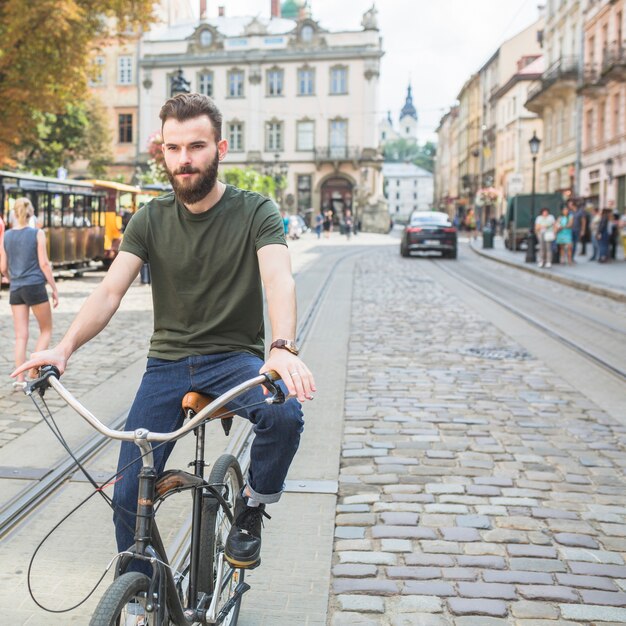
[0, 245, 365, 542]
[432, 251, 626, 383]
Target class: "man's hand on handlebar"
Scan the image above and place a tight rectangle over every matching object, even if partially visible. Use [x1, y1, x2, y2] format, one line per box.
[260, 351, 315, 403]
[11, 346, 69, 381]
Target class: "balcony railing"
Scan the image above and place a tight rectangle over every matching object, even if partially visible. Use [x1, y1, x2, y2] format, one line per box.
[527, 56, 579, 103]
[602, 40, 626, 77]
[314, 146, 362, 162]
[578, 63, 604, 94]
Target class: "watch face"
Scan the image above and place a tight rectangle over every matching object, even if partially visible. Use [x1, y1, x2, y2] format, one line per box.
[200, 30, 213, 46]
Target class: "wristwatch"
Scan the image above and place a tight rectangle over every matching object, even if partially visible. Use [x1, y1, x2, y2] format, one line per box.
[270, 339, 299, 356]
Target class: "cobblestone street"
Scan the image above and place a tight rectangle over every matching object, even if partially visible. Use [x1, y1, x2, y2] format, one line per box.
[329, 246, 626, 625]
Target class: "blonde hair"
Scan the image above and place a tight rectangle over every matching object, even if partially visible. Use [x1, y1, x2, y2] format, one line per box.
[13, 197, 34, 227]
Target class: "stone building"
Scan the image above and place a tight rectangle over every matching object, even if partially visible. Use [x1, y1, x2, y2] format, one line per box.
[525, 0, 583, 196]
[136, 2, 388, 232]
[434, 105, 459, 217]
[579, 0, 626, 211]
[383, 162, 433, 222]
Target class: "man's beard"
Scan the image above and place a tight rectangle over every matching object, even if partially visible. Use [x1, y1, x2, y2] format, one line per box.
[166, 151, 220, 205]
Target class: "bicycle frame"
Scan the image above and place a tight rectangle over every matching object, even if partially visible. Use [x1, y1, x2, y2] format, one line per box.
[28, 366, 285, 626]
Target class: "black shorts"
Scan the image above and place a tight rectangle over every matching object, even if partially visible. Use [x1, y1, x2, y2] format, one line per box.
[9, 283, 49, 306]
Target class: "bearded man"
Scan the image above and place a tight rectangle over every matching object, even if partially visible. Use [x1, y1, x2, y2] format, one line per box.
[13, 93, 315, 576]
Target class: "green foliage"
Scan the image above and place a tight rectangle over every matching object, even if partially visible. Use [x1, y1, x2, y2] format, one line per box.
[221, 167, 276, 198]
[16, 98, 111, 176]
[138, 133, 169, 185]
[0, 0, 156, 164]
[383, 138, 437, 173]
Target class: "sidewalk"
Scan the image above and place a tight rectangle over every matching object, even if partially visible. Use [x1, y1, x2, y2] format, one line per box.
[469, 235, 626, 302]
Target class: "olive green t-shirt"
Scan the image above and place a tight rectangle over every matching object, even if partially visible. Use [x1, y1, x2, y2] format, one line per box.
[120, 185, 285, 360]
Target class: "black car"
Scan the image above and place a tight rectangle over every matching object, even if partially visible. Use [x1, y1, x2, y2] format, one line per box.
[400, 211, 457, 259]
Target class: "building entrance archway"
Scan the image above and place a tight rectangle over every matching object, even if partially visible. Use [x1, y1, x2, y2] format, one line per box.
[320, 177, 354, 223]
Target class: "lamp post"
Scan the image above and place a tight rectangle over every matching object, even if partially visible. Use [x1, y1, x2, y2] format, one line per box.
[170, 68, 191, 97]
[264, 153, 289, 209]
[605, 157, 614, 206]
[525, 131, 542, 263]
[353, 167, 370, 235]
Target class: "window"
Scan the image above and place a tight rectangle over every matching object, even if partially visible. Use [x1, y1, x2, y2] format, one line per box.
[599, 100, 606, 144]
[329, 119, 347, 157]
[118, 55, 133, 85]
[198, 71, 213, 97]
[266, 121, 283, 152]
[228, 70, 244, 97]
[228, 122, 244, 152]
[613, 93, 620, 137]
[90, 55, 105, 86]
[396, 180, 400, 186]
[296, 121, 314, 151]
[297, 68, 315, 95]
[118, 114, 133, 143]
[330, 66, 348, 94]
[267, 69, 284, 96]
[396, 192, 400, 200]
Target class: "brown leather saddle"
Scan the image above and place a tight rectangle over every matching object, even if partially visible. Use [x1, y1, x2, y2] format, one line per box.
[181, 391, 235, 436]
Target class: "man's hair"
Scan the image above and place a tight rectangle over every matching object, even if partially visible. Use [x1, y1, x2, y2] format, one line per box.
[159, 93, 222, 141]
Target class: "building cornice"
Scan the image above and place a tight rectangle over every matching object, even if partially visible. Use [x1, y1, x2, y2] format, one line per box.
[140, 46, 383, 68]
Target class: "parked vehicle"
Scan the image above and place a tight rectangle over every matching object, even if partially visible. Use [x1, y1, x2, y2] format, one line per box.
[504, 193, 563, 250]
[400, 211, 457, 258]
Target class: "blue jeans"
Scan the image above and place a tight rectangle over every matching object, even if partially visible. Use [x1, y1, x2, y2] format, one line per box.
[572, 230, 580, 259]
[112, 352, 303, 573]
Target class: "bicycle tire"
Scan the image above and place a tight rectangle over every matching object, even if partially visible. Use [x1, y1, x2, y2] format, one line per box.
[89, 571, 153, 626]
[197, 454, 244, 625]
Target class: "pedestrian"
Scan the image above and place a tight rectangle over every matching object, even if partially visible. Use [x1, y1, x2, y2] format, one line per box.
[555, 204, 574, 266]
[314, 211, 323, 239]
[1, 197, 59, 389]
[609, 211, 620, 261]
[588, 206, 601, 261]
[534, 207, 555, 268]
[0, 212, 4, 300]
[597, 208, 610, 263]
[580, 204, 592, 256]
[498, 214, 505, 236]
[281, 210, 289, 236]
[570, 200, 586, 260]
[344, 209, 353, 240]
[13, 94, 315, 589]
[323, 209, 333, 239]
[465, 208, 477, 240]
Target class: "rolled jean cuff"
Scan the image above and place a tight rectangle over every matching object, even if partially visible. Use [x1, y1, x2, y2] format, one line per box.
[246, 481, 283, 504]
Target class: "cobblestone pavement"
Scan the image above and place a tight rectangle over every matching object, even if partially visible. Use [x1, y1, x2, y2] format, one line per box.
[0, 272, 154, 447]
[329, 247, 626, 625]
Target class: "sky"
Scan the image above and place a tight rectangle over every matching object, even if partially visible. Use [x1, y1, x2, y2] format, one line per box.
[199, 0, 542, 143]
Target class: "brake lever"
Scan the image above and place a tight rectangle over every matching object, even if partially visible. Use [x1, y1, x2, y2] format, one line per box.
[25, 365, 61, 396]
[261, 371, 285, 405]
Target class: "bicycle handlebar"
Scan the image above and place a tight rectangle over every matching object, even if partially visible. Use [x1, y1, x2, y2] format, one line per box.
[27, 366, 284, 445]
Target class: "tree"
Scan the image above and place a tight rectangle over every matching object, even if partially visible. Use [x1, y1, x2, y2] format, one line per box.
[414, 141, 436, 173]
[0, 0, 156, 165]
[382, 138, 420, 163]
[17, 97, 112, 176]
[221, 167, 277, 198]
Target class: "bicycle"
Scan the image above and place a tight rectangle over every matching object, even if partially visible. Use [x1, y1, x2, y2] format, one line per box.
[26, 365, 285, 626]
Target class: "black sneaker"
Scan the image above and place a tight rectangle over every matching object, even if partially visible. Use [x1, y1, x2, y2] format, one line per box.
[224, 490, 270, 569]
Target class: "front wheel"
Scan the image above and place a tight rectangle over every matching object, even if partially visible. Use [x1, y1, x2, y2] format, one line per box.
[198, 454, 245, 625]
[90, 572, 153, 626]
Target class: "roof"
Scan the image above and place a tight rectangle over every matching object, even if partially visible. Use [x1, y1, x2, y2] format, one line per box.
[146, 16, 298, 41]
[383, 163, 433, 178]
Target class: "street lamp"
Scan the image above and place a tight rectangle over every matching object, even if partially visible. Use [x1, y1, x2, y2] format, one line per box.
[264, 154, 289, 208]
[525, 131, 541, 263]
[170, 68, 191, 97]
[605, 157, 614, 183]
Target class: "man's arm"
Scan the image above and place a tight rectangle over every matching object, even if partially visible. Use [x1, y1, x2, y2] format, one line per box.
[12, 251, 144, 378]
[257, 244, 315, 402]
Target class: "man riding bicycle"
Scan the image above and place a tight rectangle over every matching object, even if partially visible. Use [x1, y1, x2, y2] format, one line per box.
[13, 93, 316, 574]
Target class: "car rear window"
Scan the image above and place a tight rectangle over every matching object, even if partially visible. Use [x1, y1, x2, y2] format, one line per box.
[410, 213, 450, 226]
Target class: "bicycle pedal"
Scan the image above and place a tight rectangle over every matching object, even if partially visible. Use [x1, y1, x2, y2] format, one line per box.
[226, 556, 261, 570]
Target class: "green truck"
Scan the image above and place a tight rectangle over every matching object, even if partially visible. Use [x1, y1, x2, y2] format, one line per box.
[504, 193, 563, 250]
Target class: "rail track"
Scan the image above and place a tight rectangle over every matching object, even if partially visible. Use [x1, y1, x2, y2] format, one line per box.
[432, 249, 626, 383]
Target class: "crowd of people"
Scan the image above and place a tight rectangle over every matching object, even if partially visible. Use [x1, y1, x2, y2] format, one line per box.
[534, 199, 625, 268]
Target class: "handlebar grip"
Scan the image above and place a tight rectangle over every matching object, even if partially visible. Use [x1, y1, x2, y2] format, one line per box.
[26, 365, 61, 395]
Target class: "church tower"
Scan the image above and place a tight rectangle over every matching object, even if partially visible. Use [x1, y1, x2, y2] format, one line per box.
[399, 84, 418, 142]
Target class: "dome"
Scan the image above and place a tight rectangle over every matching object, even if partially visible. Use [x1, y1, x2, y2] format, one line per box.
[281, 0, 304, 19]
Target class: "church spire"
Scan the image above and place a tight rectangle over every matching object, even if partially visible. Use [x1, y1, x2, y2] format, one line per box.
[400, 84, 417, 122]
